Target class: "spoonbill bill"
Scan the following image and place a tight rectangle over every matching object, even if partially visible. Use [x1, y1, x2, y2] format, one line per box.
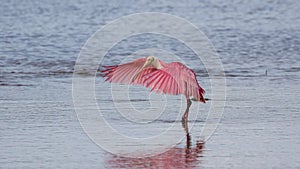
[101, 56, 205, 122]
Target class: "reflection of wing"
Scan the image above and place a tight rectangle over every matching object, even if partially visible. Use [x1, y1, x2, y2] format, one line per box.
[101, 58, 156, 85]
[143, 62, 205, 103]
[106, 140, 204, 169]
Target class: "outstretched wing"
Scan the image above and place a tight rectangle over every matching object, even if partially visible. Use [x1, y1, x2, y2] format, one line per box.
[143, 62, 205, 103]
[101, 58, 156, 85]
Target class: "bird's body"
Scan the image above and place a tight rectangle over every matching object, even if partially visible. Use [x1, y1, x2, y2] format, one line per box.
[101, 56, 205, 122]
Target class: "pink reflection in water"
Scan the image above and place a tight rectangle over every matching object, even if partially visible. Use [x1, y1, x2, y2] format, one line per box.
[106, 123, 205, 169]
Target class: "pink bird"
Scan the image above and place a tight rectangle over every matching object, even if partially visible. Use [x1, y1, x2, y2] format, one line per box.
[101, 56, 205, 122]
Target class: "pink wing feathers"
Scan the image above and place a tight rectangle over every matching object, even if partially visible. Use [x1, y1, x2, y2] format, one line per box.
[143, 62, 205, 103]
[101, 58, 156, 85]
[102, 59, 205, 103]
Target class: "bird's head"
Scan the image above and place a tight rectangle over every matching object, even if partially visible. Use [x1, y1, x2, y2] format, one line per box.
[131, 56, 155, 82]
[144, 56, 155, 66]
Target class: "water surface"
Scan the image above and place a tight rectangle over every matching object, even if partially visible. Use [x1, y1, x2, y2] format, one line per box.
[0, 0, 299, 168]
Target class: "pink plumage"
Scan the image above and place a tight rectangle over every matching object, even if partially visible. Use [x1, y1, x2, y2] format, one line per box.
[101, 57, 205, 103]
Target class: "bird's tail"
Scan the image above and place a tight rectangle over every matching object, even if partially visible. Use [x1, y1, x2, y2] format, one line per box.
[199, 88, 206, 103]
[200, 94, 206, 103]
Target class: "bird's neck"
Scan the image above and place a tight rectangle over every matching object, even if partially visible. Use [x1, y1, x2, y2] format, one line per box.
[152, 59, 163, 69]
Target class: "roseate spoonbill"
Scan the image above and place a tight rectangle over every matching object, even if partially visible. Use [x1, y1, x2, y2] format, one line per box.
[101, 56, 205, 122]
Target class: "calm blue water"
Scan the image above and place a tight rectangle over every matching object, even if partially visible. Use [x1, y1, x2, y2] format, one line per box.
[1, 0, 300, 168]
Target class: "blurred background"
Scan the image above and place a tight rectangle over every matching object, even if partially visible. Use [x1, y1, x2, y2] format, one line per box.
[0, 0, 299, 168]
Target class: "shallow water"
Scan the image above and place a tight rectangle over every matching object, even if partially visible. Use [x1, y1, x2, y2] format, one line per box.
[1, 0, 300, 168]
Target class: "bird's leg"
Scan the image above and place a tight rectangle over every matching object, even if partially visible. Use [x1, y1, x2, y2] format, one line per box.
[182, 98, 192, 123]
